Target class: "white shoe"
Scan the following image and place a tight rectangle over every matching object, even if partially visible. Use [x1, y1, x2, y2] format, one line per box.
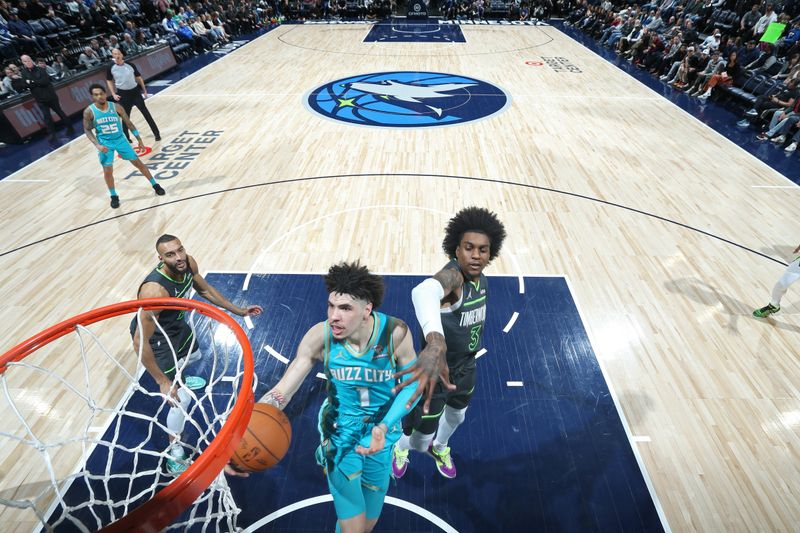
[785, 142, 797, 152]
[659, 75, 669, 80]
[772, 134, 786, 144]
[698, 91, 710, 99]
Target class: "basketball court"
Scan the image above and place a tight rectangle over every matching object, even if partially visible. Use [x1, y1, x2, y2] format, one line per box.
[1, 18, 799, 532]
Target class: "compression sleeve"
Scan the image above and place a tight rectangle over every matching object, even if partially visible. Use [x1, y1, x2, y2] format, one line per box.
[380, 359, 419, 428]
[411, 277, 445, 338]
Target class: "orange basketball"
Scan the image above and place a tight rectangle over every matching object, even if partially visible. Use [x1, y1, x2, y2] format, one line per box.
[231, 403, 292, 472]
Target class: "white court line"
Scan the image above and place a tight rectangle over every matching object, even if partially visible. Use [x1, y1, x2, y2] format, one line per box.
[242, 494, 458, 533]
[633, 435, 652, 442]
[263, 344, 289, 364]
[502, 311, 519, 333]
[262, 344, 326, 380]
[751, 185, 800, 189]
[242, 204, 451, 291]
[475, 347, 488, 359]
[506, 381, 524, 387]
[160, 92, 661, 101]
[564, 275, 671, 532]
[244, 315, 254, 330]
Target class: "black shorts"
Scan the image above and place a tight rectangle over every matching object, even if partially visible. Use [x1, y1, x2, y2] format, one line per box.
[402, 359, 476, 435]
[130, 319, 195, 380]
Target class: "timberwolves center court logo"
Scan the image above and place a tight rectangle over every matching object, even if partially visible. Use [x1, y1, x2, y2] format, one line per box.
[306, 71, 508, 128]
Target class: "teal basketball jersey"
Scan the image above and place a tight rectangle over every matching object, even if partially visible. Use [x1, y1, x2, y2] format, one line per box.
[317, 312, 401, 472]
[90, 102, 125, 143]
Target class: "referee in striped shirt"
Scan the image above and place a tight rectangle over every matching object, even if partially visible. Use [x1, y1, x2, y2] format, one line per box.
[106, 48, 161, 142]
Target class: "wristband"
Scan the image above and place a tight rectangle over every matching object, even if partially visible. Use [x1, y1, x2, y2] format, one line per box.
[131, 129, 139, 137]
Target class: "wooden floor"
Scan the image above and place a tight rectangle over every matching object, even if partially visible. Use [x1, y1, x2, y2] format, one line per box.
[2, 22, 800, 531]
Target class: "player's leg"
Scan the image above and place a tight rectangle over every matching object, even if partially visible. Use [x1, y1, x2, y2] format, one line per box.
[98, 147, 120, 208]
[429, 363, 476, 479]
[118, 140, 165, 196]
[133, 94, 160, 140]
[392, 393, 443, 478]
[754, 258, 800, 317]
[327, 452, 368, 533]
[362, 448, 393, 532]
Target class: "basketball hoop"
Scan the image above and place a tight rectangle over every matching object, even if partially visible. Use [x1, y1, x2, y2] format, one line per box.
[0, 298, 254, 532]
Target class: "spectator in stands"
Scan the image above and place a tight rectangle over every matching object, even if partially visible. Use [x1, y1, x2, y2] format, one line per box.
[782, 123, 800, 152]
[757, 100, 800, 144]
[683, 18, 698, 45]
[92, 38, 111, 60]
[777, 22, 800, 54]
[646, 8, 664, 32]
[740, 3, 762, 38]
[738, 78, 798, 128]
[738, 40, 760, 67]
[36, 57, 57, 78]
[753, 3, 777, 39]
[774, 53, 800, 80]
[699, 30, 721, 53]
[696, 50, 740, 99]
[79, 46, 102, 69]
[12, 54, 75, 139]
[121, 31, 143, 54]
[190, 15, 217, 44]
[0, 18, 17, 61]
[204, 13, 228, 42]
[617, 19, 643, 54]
[687, 49, 724, 93]
[671, 47, 707, 88]
[7, 11, 46, 51]
[51, 54, 73, 78]
[2, 64, 18, 95]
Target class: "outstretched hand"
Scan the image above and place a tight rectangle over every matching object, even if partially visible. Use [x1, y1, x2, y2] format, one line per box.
[241, 305, 263, 317]
[356, 424, 387, 456]
[393, 342, 455, 414]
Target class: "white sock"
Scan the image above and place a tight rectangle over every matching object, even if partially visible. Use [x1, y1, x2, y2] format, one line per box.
[166, 388, 191, 457]
[396, 433, 411, 452]
[434, 405, 467, 448]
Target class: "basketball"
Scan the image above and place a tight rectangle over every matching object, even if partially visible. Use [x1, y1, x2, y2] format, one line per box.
[231, 403, 292, 472]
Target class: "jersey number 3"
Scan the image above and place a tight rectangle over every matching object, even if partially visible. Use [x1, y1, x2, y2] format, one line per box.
[468, 324, 482, 351]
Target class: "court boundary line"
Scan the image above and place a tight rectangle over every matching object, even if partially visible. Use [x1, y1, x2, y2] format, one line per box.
[276, 23, 554, 56]
[1, 173, 787, 268]
[564, 274, 672, 533]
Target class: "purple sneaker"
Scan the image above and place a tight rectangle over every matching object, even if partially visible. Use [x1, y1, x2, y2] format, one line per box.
[428, 443, 456, 479]
[392, 445, 409, 478]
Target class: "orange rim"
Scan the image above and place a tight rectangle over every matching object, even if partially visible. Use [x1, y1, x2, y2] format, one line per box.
[0, 298, 255, 532]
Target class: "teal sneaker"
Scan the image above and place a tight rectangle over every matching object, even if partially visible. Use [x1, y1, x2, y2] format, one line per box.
[753, 304, 780, 318]
[428, 444, 456, 479]
[166, 450, 189, 475]
[183, 376, 206, 390]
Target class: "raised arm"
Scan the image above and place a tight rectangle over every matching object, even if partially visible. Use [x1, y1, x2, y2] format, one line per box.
[188, 256, 262, 317]
[393, 266, 463, 412]
[256, 321, 325, 408]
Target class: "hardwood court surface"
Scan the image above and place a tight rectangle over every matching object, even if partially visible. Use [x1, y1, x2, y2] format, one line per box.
[1, 22, 799, 531]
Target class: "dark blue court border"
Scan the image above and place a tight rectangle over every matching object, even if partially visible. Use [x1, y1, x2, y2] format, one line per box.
[0, 172, 787, 268]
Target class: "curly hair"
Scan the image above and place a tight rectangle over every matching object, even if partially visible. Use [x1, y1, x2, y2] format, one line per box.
[323, 261, 384, 308]
[442, 207, 507, 261]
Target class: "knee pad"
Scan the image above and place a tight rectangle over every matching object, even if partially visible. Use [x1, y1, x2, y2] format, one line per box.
[443, 405, 467, 426]
[409, 431, 434, 453]
[177, 387, 191, 410]
[183, 349, 203, 365]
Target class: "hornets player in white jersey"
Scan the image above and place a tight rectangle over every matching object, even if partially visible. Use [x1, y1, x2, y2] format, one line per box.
[393, 206, 506, 479]
[248, 262, 419, 533]
[83, 83, 165, 209]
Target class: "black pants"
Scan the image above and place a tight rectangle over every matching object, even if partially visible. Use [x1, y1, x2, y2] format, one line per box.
[37, 98, 70, 134]
[119, 87, 160, 141]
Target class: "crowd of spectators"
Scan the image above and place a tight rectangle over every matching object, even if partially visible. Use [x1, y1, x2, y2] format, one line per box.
[1, 0, 280, 100]
[562, 0, 800, 154]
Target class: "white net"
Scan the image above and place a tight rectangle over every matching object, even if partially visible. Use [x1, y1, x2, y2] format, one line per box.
[0, 300, 253, 532]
